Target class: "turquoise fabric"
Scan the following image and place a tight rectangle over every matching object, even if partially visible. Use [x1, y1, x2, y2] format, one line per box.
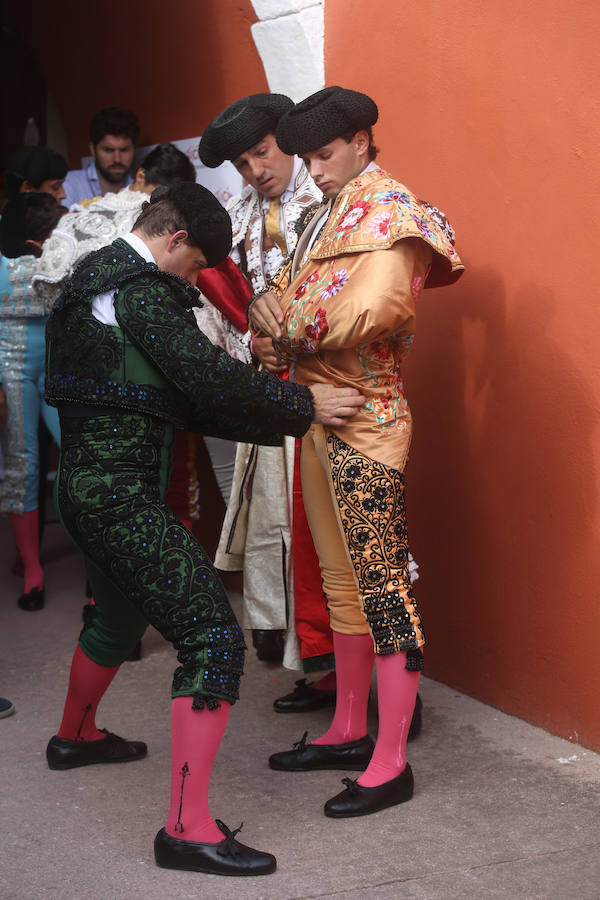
[0, 252, 60, 513]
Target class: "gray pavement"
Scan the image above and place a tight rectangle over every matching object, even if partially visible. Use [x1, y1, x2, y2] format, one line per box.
[2, 519, 600, 900]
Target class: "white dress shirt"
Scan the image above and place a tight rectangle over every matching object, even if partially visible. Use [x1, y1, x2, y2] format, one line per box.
[91, 232, 155, 328]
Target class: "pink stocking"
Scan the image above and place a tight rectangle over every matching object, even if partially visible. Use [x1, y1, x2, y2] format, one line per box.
[57, 645, 120, 741]
[358, 650, 420, 787]
[166, 696, 230, 843]
[9, 509, 43, 594]
[312, 631, 374, 745]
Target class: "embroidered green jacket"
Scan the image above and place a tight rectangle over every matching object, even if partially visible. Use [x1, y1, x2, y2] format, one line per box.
[45, 238, 314, 443]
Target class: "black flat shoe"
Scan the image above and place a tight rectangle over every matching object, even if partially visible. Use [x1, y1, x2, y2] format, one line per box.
[324, 764, 414, 818]
[273, 678, 337, 714]
[252, 629, 284, 663]
[46, 729, 147, 770]
[408, 692, 423, 741]
[269, 731, 375, 772]
[17, 587, 45, 611]
[154, 821, 277, 876]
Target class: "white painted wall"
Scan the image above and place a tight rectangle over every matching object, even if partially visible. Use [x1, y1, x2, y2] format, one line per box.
[250, 0, 325, 101]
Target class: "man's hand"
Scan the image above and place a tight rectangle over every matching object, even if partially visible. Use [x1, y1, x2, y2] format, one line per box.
[309, 383, 365, 427]
[249, 292, 284, 339]
[253, 336, 288, 375]
[0, 387, 6, 427]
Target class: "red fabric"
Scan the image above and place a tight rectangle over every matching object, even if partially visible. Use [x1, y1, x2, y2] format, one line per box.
[196, 266, 334, 663]
[57, 645, 120, 741]
[196, 257, 252, 334]
[9, 510, 43, 593]
[292, 438, 335, 661]
[166, 696, 230, 843]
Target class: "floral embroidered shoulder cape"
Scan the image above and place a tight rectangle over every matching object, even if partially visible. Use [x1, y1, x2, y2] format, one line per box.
[258, 168, 464, 470]
[311, 170, 462, 283]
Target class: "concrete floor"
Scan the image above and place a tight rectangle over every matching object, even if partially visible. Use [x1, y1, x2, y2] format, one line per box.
[2, 520, 600, 900]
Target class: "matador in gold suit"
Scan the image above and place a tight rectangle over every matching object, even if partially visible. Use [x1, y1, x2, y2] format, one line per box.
[251, 86, 463, 819]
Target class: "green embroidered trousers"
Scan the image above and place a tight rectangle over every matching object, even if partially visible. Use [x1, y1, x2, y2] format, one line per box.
[57, 411, 245, 707]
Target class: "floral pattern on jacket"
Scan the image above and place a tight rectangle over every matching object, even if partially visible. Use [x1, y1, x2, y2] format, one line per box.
[260, 168, 464, 469]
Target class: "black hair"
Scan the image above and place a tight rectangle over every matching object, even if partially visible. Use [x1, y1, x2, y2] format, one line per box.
[4, 146, 68, 195]
[139, 143, 196, 187]
[339, 126, 379, 161]
[0, 193, 63, 258]
[89, 107, 140, 146]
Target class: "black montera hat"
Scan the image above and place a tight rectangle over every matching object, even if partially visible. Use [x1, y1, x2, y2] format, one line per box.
[198, 93, 294, 168]
[147, 182, 232, 267]
[5, 146, 68, 195]
[276, 86, 378, 157]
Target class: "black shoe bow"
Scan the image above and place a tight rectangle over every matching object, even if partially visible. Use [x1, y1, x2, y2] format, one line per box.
[215, 820, 244, 859]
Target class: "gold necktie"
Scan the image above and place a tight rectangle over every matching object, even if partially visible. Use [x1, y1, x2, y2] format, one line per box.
[264, 197, 288, 254]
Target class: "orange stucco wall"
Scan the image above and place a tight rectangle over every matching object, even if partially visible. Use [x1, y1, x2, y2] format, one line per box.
[326, 0, 600, 748]
[10, 0, 268, 164]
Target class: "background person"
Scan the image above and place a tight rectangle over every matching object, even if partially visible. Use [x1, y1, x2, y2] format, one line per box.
[199, 93, 333, 683]
[4, 146, 68, 203]
[0, 189, 65, 610]
[62, 106, 139, 208]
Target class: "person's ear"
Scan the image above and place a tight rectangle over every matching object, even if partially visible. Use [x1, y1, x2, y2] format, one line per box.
[354, 130, 369, 155]
[133, 167, 146, 189]
[19, 180, 36, 193]
[166, 230, 189, 253]
[89, 140, 96, 158]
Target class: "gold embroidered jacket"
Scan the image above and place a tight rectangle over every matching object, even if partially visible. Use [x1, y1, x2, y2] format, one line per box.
[258, 167, 464, 469]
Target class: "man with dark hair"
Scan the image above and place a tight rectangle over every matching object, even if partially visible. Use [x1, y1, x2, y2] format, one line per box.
[199, 94, 336, 691]
[251, 86, 463, 818]
[44, 182, 364, 875]
[63, 106, 140, 208]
